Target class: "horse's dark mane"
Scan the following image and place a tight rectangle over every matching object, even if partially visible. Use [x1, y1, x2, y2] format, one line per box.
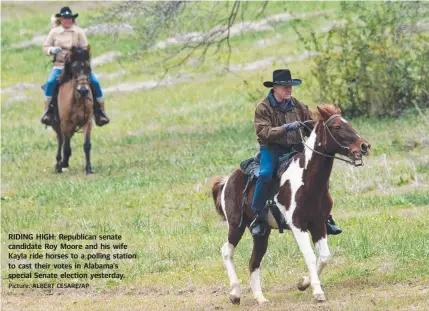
[59, 46, 91, 83]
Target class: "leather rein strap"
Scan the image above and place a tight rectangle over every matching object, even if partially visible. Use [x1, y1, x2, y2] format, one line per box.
[298, 116, 364, 167]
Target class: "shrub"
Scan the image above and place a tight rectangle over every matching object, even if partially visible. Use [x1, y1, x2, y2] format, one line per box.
[293, 2, 429, 117]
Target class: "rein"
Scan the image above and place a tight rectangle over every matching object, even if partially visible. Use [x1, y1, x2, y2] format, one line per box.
[298, 116, 364, 167]
[72, 76, 92, 133]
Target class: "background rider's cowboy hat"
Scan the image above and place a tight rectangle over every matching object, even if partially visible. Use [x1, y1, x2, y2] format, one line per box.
[55, 7, 79, 18]
[263, 69, 302, 87]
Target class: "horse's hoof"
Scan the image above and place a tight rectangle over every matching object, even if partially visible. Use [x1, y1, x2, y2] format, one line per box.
[256, 298, 269, 306]
[297, 276, 311, 291]
[229, 294, 240, 305]
[86, 171, 93, 175]
[55, 166, 62, 173]
[62, 167, 69, 172]
[313, 293, 326, 302]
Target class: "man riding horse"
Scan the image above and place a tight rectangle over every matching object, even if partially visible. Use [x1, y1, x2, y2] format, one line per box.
[40, 6, 110, 127]
[250, 69, 342, 236]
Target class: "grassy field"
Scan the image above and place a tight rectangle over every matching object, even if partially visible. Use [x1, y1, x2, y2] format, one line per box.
[1, 2, 429, 311]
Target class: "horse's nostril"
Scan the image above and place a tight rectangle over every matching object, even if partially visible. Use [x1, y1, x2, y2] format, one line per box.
[361, 143, 368, 154]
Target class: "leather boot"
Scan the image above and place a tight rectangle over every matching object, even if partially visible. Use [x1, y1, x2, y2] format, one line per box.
[250, 206, 269, 236]
[40, 97, 56, 126]
[94, 99, 110, 126]
[326, 215, 342, 235]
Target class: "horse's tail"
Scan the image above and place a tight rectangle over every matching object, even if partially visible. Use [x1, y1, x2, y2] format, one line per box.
[212, 176, 228, 220]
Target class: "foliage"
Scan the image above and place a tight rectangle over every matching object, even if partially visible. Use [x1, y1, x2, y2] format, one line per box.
[293, 1, 429, 117]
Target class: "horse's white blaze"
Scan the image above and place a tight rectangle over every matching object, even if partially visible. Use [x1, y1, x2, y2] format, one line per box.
[250, 268, 268, 302]
[220, 177, 229, 227]
[315, 237, 331, 275]
[221, 242, 240, 297]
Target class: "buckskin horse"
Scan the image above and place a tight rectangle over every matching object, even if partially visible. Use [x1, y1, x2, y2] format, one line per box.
[50, 46, 94, 174]
[212, 104, 371, 305]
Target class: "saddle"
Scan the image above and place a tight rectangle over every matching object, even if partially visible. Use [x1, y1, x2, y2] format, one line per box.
[239, 147, 302, 233]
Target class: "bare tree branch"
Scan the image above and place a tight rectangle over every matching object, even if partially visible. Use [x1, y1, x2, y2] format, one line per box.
[99, 0, 270, 78]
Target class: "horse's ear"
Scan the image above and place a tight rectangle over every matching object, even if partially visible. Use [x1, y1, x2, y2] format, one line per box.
[334, 104, 342, 115]
[317, 106, 330, 120]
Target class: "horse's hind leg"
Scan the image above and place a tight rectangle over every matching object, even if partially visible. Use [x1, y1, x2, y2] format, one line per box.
[62, 135, 72, 171]
[82, 122, 93, 175]
[222, 223, 246, 305]
[249, 228, 271, 305]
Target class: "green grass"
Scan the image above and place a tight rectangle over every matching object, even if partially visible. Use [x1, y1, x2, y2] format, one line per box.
[1, 2, 429, 311]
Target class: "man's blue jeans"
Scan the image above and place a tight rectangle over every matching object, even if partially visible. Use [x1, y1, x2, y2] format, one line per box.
[44, 69, 103, 99]
[251, 146, 290, 215]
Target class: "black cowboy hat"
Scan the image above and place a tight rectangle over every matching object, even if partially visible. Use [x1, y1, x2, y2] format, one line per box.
[55, 7, 78, 18]
[263, 69, 302, 88]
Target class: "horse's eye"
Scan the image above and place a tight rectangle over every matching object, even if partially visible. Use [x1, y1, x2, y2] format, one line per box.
[333, 125, 340, 130]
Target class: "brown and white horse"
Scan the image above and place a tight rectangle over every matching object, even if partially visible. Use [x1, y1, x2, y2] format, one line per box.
[212, 104, 371, 304]
[53, 46, 94, 174]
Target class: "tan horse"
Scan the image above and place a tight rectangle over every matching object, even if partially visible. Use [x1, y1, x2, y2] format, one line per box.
[212, 104, 371, 305]
[53, 46, 94, 174]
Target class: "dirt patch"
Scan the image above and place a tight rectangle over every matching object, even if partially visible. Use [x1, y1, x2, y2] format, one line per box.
[2, 280, 428, 311]
[1, 83, 38, 95]
[91, 51, 122, 68]
[104, 74, 193, 94]
[97, 69, 127, 80]
[3, 95, 31, 106]
[154, 11, 329, 49]
[229, 51, 320, 72]
[85, 23, 134, 36]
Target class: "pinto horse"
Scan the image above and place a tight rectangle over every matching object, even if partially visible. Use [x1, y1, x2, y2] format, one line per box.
[52, 46, 94, 174]
[212, 104, 371, 305]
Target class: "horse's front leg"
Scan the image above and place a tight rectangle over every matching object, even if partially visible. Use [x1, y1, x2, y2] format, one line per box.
[62, 135, 72, 171]
[54, 126, 63, 173]
[82, 122, 93, 175]
[297, 233, 331, 295]
[291, 227, 326, 302]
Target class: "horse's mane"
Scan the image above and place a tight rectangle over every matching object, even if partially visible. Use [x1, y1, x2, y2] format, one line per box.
[309, 103, 342, 121]
[59, 46, 91, 83]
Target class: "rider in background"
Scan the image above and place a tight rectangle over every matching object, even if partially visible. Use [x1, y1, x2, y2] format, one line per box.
[41, 6, 110, 127]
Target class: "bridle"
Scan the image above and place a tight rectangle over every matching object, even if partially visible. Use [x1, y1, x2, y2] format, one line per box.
[73, 74, 92, 101]
[298, 115, 364, 167]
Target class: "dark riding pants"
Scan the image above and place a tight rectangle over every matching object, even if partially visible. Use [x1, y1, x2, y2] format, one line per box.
[44, 69, 103, 99]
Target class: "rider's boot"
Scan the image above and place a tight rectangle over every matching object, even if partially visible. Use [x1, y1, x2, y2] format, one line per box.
[326, 215, 342, 235]
[250, 206, 269, 236]
[40, 97, 56, 126]
[94, 97, 110, 126]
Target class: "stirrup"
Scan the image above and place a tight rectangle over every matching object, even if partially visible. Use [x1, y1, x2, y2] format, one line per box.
[94, 108, 110, 126]
[40, 106, 56, 126]
[250, 215, 268, 236]
[326, 219, 342, 235]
